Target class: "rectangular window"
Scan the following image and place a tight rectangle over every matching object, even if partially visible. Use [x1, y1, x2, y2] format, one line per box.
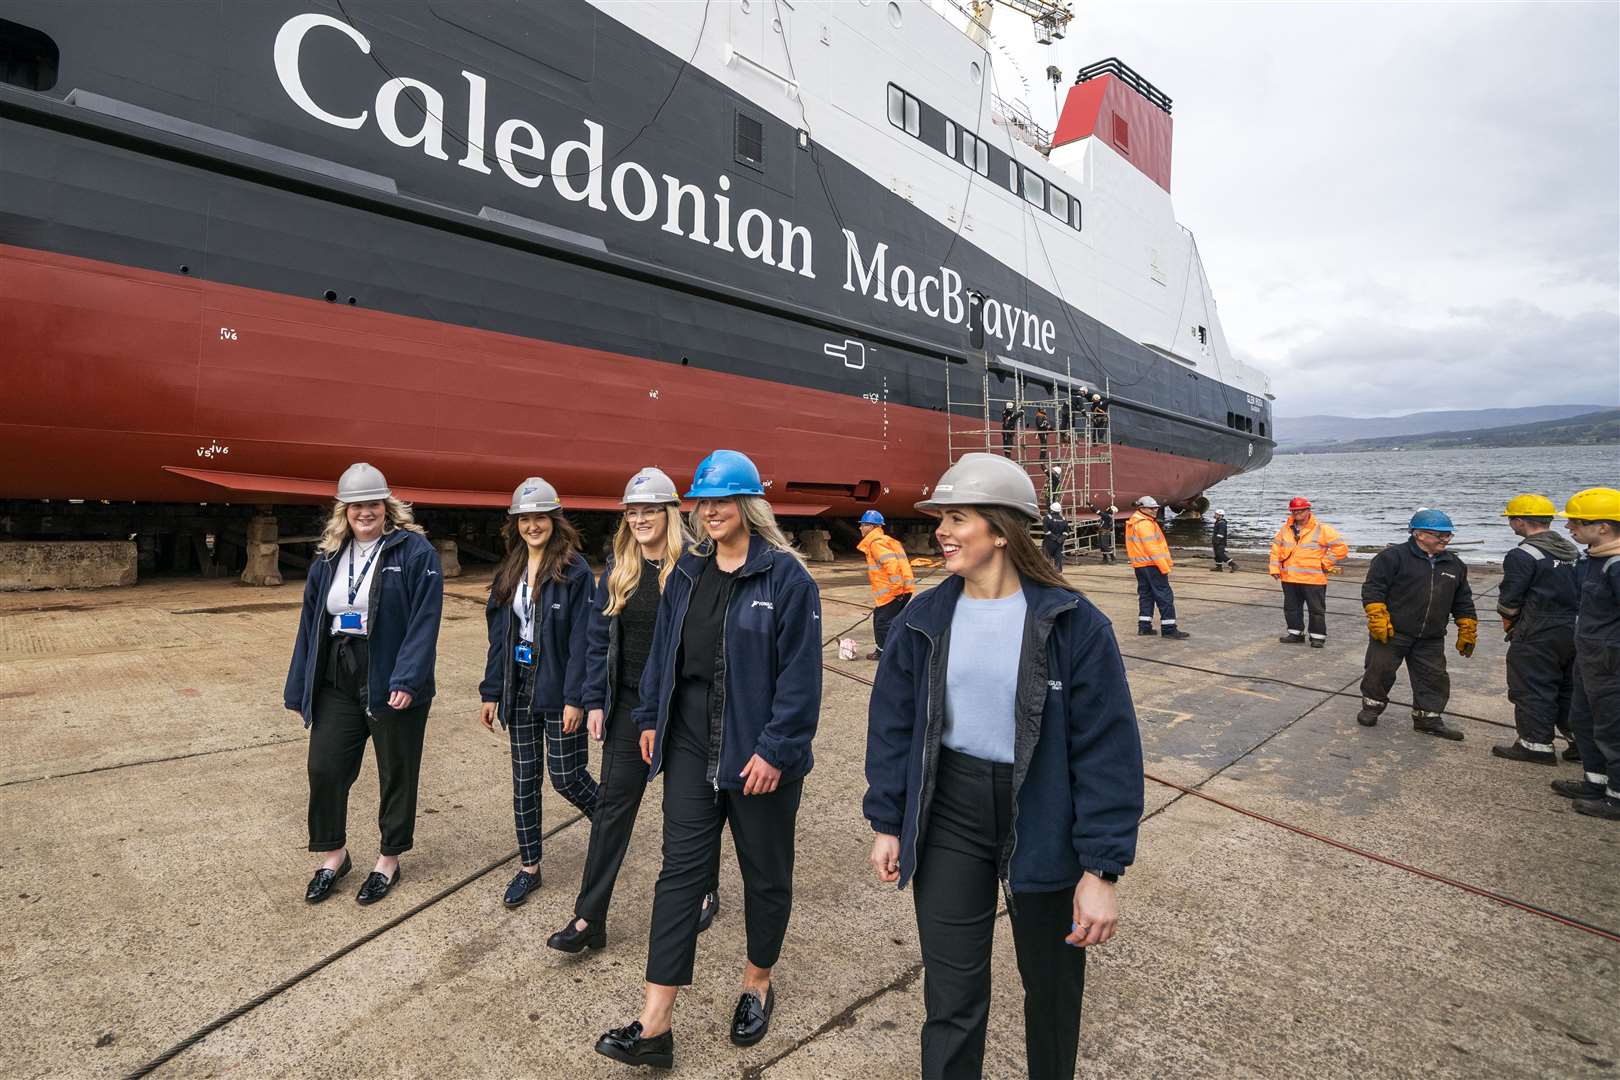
[1049, 186, 1069, 222]
[1070, 200, 1083, 231]
[1112, 113, 1130, 154]
[1196, 325, 1208, 345]
[961, 131, 989, 176]
[887, 85, 905, 129]
[734, 112, 764, 169]
[1259, 421, 1268, 438]
[944, 119, 956, 156]
[904, 94, 920, 137]
[1022, 169, 1044, 208]
[1008, 160, 1019, 192]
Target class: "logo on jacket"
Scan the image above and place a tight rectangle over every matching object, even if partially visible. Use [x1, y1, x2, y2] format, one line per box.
[382, 566, 402, 573]
[1048, 679, 1063, 691]
[751, 600, 775, 610]
[551, 602, 562, 610]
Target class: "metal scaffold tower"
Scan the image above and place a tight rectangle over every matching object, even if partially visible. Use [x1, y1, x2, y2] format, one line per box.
[943, 355, 1115, 557]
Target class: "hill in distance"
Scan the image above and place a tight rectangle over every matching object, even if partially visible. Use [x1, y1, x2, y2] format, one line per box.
[1273, 404, 1606, 448]
[1277, 408, 1619, 455]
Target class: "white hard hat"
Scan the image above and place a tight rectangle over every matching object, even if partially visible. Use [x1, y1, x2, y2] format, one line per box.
[916, 453, 1040, 520]
[1107, 505, 1118, 513]
[622, 467, 680, 506]
[1214, 509, 1225, 517]
[1050, 501, 1062, 512]
[1135, 495, 1160, 509]
[509, 476, 561, 515]
[336, 462, 390, 503]
[1091, 393, 1102, 402]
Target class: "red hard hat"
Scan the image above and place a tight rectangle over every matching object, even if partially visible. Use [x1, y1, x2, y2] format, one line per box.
[1288, 497, 1312, 510]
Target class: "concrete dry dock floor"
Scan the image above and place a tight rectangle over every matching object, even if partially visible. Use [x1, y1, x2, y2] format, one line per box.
[1, 555, 1616, 1079]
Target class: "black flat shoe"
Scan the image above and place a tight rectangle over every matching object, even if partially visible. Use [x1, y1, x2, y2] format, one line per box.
[595, 1021, 674, 1069]
[1573, 796, 1620, 822]
[1491, 741, 1556, 765]
[548, 918, 607, 953]
[304, 853, 351, 903]
[1278, 634, 1305, 644]
[730, 986, 774, 1047]
[356, 866, 401, 905]
[504, 869, 541, 907]
[1552, 778, 1607, 800]
[697, 890, 719, 934]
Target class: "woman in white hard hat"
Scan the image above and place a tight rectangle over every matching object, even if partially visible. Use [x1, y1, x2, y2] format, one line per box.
[284, 463, 444, 906]
[548, 468, 720, 953]
[596, 450, 822, 1069]
[863, 452, 1143, 1079]
[479, 477, 600, 907]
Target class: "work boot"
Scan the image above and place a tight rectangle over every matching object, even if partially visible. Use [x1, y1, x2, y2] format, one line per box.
[1162, 627, 1190, 640]
[1356, 700, 1383, 727]
[1137, 625, 1158, 636]
[1309, 639, 1325, 649]
[1572, 795, 1620, 822]
[1490, 740, 1556, 765]
[1412, 712, 1464, 741]
[1551, 778, 1607, 800]
[1563, 745, 1583, 762]
[1278, 633, 1306, 645]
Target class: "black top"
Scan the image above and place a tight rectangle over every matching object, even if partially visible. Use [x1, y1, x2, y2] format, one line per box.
[615, 557, 662, 710]
[672, 556, 735, 754]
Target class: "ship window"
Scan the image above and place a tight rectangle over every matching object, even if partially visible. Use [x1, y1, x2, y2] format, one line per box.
[1070, 199, 1083, 231]
[961, 129, 989, 176]
[887, 84, 920, 137]
[1048, 186, 1069, 222]
[734, 112, 765, 169]
[1259, 421, 1268, 437]
[1112, 113, 1130, 154]
[1007, 160, 1019, 192]
[1022, 169, 1044, 208]
[1196, 325, 1208, 344]
[944, 119, 956, 155]
[0, 18, 58, 92]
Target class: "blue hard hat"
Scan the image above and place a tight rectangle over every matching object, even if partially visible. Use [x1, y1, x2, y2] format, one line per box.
[685, 449, 765, 499]
[1409, 508, 1455, 532]
[860, 510, 885, 526]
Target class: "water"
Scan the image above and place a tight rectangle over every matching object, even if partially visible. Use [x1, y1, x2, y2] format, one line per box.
[1192, 445, 1617, 564]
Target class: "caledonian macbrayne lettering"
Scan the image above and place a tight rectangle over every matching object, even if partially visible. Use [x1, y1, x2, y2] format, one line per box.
[273, 12, 1060, 356]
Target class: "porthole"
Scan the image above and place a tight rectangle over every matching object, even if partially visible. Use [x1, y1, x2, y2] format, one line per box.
[887, 2, 903, 29]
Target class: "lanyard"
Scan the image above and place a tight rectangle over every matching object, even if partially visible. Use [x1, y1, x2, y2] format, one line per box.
[520, 574, 536, 636]
[347, 537, 383, 605]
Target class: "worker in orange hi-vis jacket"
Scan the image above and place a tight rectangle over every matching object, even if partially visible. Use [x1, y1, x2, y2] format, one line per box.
[1125, 496, 1187, 639]
[1269, 496, 1349, 649]
[857, 510, 916, 661]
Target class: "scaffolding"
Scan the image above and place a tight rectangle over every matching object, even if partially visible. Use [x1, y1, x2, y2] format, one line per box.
[943, 355, 1116, 557]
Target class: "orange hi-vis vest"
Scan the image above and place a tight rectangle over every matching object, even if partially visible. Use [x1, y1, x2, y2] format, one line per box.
[1268, 514, 1348, 585]
[1125, 510, 1172, 574]
[858, 527, 916, 606]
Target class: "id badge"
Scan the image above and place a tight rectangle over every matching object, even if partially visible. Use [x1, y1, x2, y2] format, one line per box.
[339, 611, 363, 632]
[514, 642, 534, 665]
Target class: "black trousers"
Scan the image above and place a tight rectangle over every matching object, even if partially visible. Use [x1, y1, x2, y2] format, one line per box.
[1360, 633, 1448, 715]
[1133, 566, 1178, 626]
[913, 749, 1085, 1080]
[573, 701, 717, 924]
[1044, 541, 1063, 573]
[1281, 582, 1328, 642]
[307, 636, 429, 856]
[873, 593, 911, 654]
[645, 736, 803, 986]
[1505, 625, 1575, 746]
[1569, 646, 1620, 787]
[1212, 539, 1229, 565]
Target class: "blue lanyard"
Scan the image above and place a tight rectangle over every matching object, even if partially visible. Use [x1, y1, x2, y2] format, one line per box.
[347, 537, 383, 605]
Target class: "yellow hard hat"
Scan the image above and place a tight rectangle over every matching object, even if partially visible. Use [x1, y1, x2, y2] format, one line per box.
[1502, 494, 1557, 518]
[1562, 487, 1620, 521]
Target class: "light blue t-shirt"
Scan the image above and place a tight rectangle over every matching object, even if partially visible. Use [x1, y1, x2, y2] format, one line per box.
[942, 590, 1028, 764]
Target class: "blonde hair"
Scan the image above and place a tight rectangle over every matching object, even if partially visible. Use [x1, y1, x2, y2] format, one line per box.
[316, 496, 424, 555]
[604, 505, 690, 615]
[690, 495, 806, 564]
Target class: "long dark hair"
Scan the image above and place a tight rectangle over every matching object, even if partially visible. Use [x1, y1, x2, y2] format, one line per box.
[491, 511, 581, 604]
[976, 506, 1079, 593]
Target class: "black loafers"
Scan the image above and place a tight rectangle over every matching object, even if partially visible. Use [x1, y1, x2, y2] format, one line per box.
[730, 986, 774, 1047]
[547, 918, 607, 954]
[304, 853, 351, 903]
[356, 866, 401, 905]
[595, 1021, 674, 1069]
[697, 890, 720, 934]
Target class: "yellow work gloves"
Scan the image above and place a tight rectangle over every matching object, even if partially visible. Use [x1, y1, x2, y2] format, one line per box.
[1456, 617, 1478, 658]
[1325, 564, 1342, 575]
[1365, 603, 1393, 643]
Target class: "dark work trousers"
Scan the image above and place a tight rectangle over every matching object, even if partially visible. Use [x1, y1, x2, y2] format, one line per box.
[1133, 566, 1178, 628]
[1044, 541, 1063, 574]
[913, 749, 1086, 1080]
[509, 661, 599, 867]
[307, 636, 430, 856]
[1360, 634, 1449, 716]
[872, 593, 912, 655]
[573, 702, 718, 924]
[1212, 539, 1229, 566]
[1569, 649, 1620, 788]
[645, 735, 803, 986]
[1281, 582, 1328, 643]
[1505, 625, 1575, 748]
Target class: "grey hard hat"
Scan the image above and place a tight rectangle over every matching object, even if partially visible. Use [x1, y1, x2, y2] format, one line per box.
[1135, 495, 1160, 508]
[915, 453, 1040, 520]
[623, 466, 681, 506]
[509, 476, 561, 515]
[336, 462, 391, 503]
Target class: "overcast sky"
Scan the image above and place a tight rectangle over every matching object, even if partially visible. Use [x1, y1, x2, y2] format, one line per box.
[1003, 1, 1620, 417]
